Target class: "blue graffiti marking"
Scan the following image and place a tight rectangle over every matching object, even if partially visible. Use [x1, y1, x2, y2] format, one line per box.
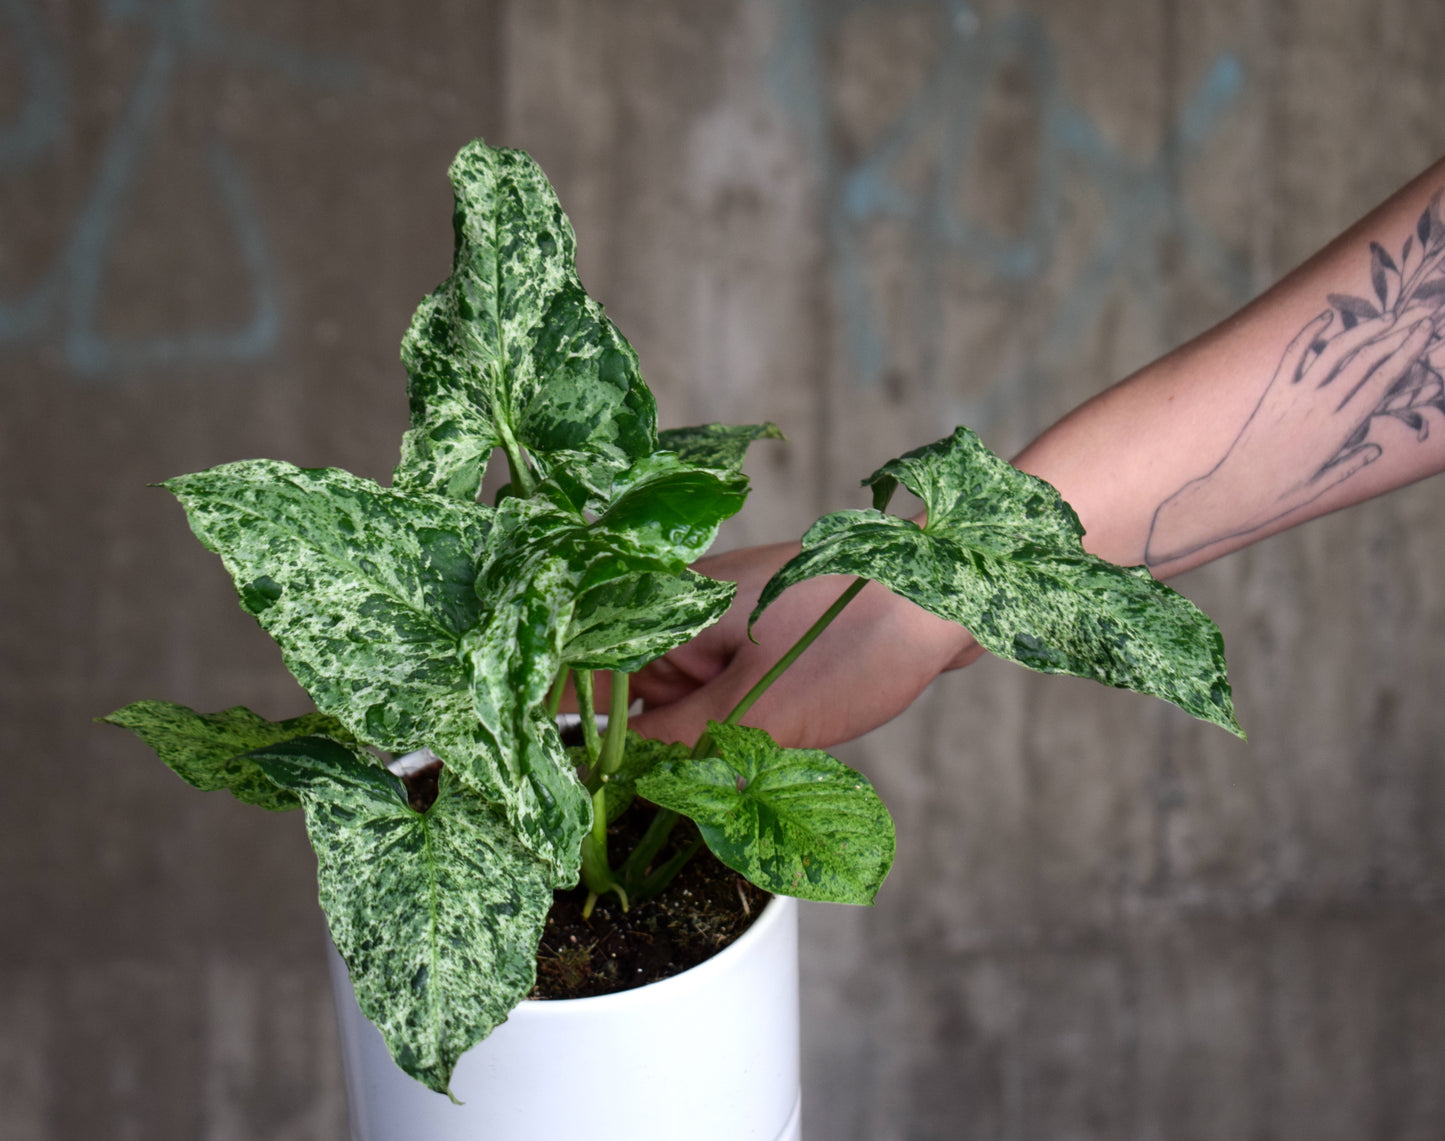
[0, 0, 363, 378]
[0, 0, 65, 169]
[771, 0, 1251, 418]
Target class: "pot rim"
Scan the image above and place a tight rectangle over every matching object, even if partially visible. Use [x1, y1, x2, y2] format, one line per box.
[516, 891, 795, 1016]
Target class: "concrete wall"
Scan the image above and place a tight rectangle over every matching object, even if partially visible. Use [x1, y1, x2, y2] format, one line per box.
[4, 1, 1443, 1137]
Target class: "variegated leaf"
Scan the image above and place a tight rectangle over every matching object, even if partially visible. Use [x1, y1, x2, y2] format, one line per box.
[460, 480, 739, 839]
[753, 426, 1241, 736]
[248, 737, 553, 1097]
[165, 459, 586, 878]
[464, 549, 589, 857]
[563, 570, 736, 673]
[635, 721, 895, 904]
[101, 701, 352, 811]
[658, 422, 784, 473]
[396, 140, 656, 501]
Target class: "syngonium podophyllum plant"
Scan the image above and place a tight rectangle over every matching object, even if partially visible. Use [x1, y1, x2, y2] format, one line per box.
[104, 140, 1242, 1096]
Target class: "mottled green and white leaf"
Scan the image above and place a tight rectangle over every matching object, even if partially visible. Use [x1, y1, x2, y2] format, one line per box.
[165, 459, 587, 876]
[249, 737, 553, 1097]
[464, 547, 590, 855]
[459, 483, 734, 844]
[636, 721, 895, 904]
[101, 700, 353, 811]
[396, 141, 656, 501]
[658, 422, 784, 473]
[563, 570, 736, 672]
[753, 426, 1241, 735]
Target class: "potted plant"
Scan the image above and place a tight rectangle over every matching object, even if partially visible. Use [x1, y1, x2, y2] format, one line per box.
[103, 140, 1241, 1138]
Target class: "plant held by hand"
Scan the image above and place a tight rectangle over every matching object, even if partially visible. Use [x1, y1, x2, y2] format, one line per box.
[105, 140, 1241, 1097]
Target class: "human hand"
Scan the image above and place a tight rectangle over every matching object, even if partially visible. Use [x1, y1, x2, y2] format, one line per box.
[627, 542, 983, 750]
[1145, 308, 1440, 565]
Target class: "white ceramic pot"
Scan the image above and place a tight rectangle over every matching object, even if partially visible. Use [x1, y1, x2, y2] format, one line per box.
[326, 893, 801, 1141]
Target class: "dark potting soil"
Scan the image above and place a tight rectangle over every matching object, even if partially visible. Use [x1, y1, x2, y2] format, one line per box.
[401, 759, 771, 1001]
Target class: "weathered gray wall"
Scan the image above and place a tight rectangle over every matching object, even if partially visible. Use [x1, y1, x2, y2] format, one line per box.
[3, 2, 1443, 1138]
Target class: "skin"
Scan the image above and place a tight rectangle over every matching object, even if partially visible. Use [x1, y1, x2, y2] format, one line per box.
[628, 156, 1445, 750]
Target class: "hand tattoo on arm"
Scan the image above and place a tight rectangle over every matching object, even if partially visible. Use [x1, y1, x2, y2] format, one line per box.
[1145, 191, 1445, 568]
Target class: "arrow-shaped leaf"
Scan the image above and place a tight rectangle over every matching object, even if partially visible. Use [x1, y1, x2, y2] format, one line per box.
[165, 459, 589, 877]
[396, 141, 657, 501]
[248, 737, 554, 1097]
[753, 426, 1241, 736]
[635, 721, 895, 904]
[100, 701, 353, 811]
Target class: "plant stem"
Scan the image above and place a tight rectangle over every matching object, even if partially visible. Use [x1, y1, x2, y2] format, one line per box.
[580, 785, 628, 916]
[632, 837, 703, 902]
[498, 423, 535, 498]
[619, 807, 679, 891]
[574, 670, 601, 766]
[545, 666, 569, 721]
[598, 671, 629, 775]
[692, 576, 869, 758]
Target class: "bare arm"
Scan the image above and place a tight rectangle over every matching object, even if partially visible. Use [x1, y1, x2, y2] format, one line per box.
[632, 158, 1445, 748]
[1017, 158, 1445, 575]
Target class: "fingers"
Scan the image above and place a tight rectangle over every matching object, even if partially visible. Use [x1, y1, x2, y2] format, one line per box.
[1330, 317, 1435, 412]
[1280, 311, 1336, 383]
[629, 655, 711, 708]
[629, 660, 759, 747]
[1304, 310, 1399, 385]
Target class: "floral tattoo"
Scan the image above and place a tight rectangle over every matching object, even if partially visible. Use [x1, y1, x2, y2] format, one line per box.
[1145, 191, 1445, 568]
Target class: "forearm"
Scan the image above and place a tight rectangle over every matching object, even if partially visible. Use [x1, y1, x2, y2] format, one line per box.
[1012, 156, 1445, 578]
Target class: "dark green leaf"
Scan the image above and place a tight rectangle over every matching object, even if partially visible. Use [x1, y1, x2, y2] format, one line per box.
[100, 701, 353, 811]
[395, 141, 656, 501]
[584, 453, 749, 587]
[165, 459, 587, 877]
[657, 422, 785, 473]
[752, 427, 1242, 736]
[564, 570, 736, 672]
[250, 740, 553, 1097]
[636, 722, 895, 904]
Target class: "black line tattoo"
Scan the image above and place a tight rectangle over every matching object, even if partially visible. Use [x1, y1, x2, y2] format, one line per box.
[1144, 190, 1445, 568]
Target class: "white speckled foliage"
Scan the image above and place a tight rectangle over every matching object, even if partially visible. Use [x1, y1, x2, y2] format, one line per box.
[657, 422, 785, 473]
[396, 141, 657, 503]
[100, 701, 353, 811]
[753, 427, 1242, 737]
[105, 139, 1240, 1099]
[248, 736, 553, 1098]
[564, 571, 736, 673]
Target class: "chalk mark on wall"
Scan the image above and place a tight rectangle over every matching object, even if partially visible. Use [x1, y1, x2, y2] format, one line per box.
[0, 0, 363, 378]
[771, 0, 1251, 428]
